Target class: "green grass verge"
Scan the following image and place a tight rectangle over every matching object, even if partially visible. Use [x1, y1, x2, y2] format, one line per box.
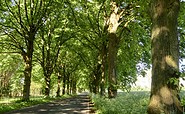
[92, 91, 150, 114]
[0, 95, 72, 113]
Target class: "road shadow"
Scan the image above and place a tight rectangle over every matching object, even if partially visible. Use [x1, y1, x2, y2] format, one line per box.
[4, 94, 95, 114]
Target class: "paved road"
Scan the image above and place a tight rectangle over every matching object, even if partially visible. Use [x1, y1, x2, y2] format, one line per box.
[4, 93, 95, 114]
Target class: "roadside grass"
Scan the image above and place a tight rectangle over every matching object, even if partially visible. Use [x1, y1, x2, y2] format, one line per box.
[92, 91, 150, 114]
[0, 95, 72, 113]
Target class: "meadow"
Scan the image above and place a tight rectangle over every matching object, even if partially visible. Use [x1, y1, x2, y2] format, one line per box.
[92, 91, 151, 114]
[92, 90, 185, 114]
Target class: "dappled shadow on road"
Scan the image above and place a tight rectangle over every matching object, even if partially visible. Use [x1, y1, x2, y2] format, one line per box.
[5, 94, 95, 114]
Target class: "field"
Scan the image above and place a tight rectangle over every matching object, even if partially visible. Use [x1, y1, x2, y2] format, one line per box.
[92, 91, 150, 114]
[92, 90, 185, 114]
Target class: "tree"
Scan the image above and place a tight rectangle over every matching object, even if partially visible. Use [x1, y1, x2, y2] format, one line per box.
[66, 0, 151, 97]
[0, 0, 152, 100]
[66, 0, 101, 95]
[0, 0, 52, 100]
[106, 1, 137, 98]
[35, 11, 65, 96]
[147, 0, 183, 113]
[106, 1, 120, 98]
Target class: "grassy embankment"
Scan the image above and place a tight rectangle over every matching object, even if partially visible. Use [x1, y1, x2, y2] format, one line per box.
[0, 95, 71, 113]
[92, 91, 149, 114]
[92, 89, 185, 114]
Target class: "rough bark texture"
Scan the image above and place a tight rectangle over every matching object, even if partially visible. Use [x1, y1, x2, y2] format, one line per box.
[44, 73, 51, 97]
[107, 1, 121, 98]
[148, 0, 182, 113]
[108, 33, 119, 98]
[22, 41, 34, 101]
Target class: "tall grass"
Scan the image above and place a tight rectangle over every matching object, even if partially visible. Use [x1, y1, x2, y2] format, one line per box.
[92, 91, 150, 114]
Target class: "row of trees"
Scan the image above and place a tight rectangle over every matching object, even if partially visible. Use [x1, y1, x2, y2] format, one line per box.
[0, 0, 150, 99]
[0, 0, 185, 113]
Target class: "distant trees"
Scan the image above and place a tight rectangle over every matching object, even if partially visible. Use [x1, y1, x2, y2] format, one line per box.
[63, 0, 151, 98]
[35, 6, 63, 97]
[0, 54, 22, 97]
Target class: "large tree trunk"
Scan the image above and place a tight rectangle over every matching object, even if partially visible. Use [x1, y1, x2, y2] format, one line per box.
[44, 34, 52, 97]
[147, 0, 182, 113]
[107, 1, 121, 98]
[108, 33, 119, 98]
[22, 41, 33, 101]
[91, 64, 101, 94]
[44, 73, 51, 97]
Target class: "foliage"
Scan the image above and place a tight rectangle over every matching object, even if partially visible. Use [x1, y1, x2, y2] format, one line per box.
[0, 0, 183, 112]
[179, 1, 185, 60]
[0, 54, 23, 97]
[0, 0, 153, 97]
[92, 91, 149, 114]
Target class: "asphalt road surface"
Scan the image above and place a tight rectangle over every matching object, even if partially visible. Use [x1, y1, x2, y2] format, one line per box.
[4, 93, 95, 114]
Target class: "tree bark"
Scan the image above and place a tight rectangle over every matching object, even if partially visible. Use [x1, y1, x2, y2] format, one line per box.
[108, 33, 119, 98]
[100, 42, 107, 96]
[62, 66, 66, 95]
[44, 73, 51, 97]
[66, 73, 70, 95]
[56, 73, 62, 97]
[107, 1, 121, 98]
[40, 17, 61, 97]
[43, 31, 52, 97]
[91, 64, 101, 94]
[70, 79, 72, 94]
[22, 41, 33, 101]
[62, 77, 66, 95]
[72, 80, 77, 94]
[148, 0, 182, 113]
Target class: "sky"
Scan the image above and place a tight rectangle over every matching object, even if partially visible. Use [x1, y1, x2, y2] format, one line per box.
[134, 0, 185, 89]
[135, 59, 185, 89]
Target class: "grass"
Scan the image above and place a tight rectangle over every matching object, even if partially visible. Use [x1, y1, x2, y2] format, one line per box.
[91, 91, 150, 114]
[0, 95, 72, 113]
[92, 90, 185, 114]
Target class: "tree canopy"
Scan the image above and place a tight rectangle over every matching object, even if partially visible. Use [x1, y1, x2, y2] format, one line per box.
[0, 1, 185, 113]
